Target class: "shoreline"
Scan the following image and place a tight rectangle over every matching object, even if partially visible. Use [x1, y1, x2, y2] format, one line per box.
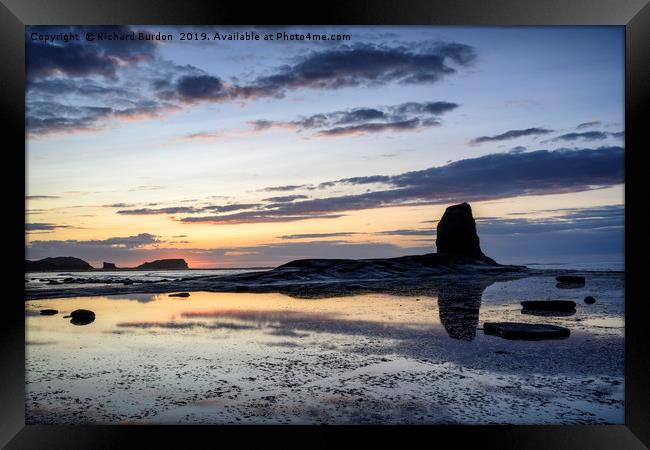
[24, 268, 624, 301]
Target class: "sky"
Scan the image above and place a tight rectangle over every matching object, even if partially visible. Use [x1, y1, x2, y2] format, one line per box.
[25, 26, 625, 268]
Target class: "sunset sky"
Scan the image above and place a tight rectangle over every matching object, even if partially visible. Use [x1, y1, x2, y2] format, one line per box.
[26, 26, 624, 268]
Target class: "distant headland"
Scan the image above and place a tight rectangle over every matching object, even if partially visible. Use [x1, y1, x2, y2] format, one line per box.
[25, 257, 189, 272]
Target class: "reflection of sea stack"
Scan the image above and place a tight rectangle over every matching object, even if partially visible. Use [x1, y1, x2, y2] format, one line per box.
[436, 202, 490, 260]
[437, 279, 488, 341]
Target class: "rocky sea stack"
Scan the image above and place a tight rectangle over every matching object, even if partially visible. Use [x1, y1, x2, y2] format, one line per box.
[436, 202, 487, 259]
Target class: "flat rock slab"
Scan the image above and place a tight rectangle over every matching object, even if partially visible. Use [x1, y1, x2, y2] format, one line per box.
[169, 292, 190, 297]
[555, 275, 585, 284]
[484, 322, 570, 340]
[39, 309, 58, 316]
[521, 300, 576, 311]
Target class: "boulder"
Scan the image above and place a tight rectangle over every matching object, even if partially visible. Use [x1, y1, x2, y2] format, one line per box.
[39, 309, 58, 315]
[584, 296, 596, 304]
[436, 203, 486, 259]
[64, 309, 95, 326]
[484, 322, 570, 340]
[556, 275, 585, 284]
[169, 292, 190, 298]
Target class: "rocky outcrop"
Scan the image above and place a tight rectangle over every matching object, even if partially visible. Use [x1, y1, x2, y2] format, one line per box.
[135, 259, 189, 270]
[436, 203, 489, 260]
[26, 257, 93, 272]
[64, 309, 95, 326]
[102, 262, 117, 270]
[521, 300, 576, 311]
[556, 275, 585, 284]
[484, 322, 570, 340]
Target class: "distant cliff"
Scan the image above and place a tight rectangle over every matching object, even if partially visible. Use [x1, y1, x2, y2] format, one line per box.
[26, 256, 94, 272]
[135, 259, 189, 270]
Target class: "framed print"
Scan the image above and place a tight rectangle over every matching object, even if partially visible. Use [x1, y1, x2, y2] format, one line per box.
[1, 0, 649, 448]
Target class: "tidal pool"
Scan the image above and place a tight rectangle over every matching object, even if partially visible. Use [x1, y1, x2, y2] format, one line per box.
[25, 274, 624, 425]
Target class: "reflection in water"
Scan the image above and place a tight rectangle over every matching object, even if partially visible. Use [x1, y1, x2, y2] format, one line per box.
[556, 282, 584, 290]
[437, 279, 491, 341]
[521, 309, 576, 317]
[108, 278, 503, 341]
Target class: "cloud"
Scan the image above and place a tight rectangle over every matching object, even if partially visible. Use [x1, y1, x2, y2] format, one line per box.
[259, 184, 314, 192]
[117, 206, 203, 215]
[180, 213, 345, 225]
[478, 205, 624, 235]
[229, 41, 476, 100]
[26, 223, 72, 232]
[116, 203, 261, 216]
[28, 233, 159, 250]
[203, 203, 261, 213]
[550, 131, 624, 142]
[240, 101, 458, 139]
[26, 195, 60, 200]
[315, 118, 427, 137]
[158, 41, 475, 106]
[262, 195, 309, 203]
[103, 203, 135, 208]
[27, 35, 475, 138]
[26, 100, 180, 137]
[178, 146, 624, 225]
[374, 229, 436, 236]
[128, 185, 164, 191]
[469, 127, 553, 145]
[173, 75, 228, 102]
[509, 146, 527, 153]
[576, 120, 601, 129]
[277, 232, 359, 240]
[26, 26, 157, 80]
[478, 205, 624, 260]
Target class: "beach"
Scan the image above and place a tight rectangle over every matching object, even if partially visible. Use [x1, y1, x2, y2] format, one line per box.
[25, 271, 624, 425]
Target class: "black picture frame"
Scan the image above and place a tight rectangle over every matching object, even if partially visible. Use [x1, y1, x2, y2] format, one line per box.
[2, 0, 648, 448]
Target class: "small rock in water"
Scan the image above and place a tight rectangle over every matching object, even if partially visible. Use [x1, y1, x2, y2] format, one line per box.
[40, 309, 58, 316]
[169, 292, 190, 298]
[521, 300, 576, 311]
[484, 322, 570, 340]
[584, 296, 596, 304]
[66, 309, 95, 326]
[555, 275, 585, 284]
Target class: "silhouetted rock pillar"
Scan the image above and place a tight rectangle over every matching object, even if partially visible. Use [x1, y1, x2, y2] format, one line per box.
[436, 202, 485, 258]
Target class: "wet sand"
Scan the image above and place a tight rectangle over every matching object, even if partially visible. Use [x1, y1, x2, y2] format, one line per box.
[25, 274, 624, 424]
